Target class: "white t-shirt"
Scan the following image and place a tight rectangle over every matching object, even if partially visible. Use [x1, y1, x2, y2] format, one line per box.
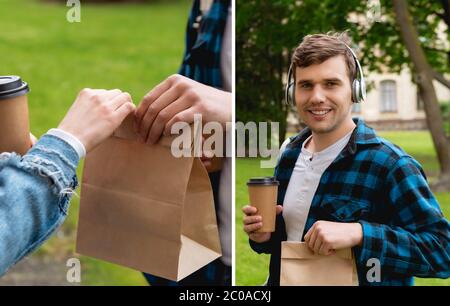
[281, 130, 353, 241]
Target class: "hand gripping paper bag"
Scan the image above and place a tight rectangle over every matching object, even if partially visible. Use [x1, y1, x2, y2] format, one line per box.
[280, 241, 358, 286]
[76, 115, 222, 281]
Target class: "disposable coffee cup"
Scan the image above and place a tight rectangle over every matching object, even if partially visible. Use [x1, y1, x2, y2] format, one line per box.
[247, 176, 279, 233]
[0, 76, 30, 155]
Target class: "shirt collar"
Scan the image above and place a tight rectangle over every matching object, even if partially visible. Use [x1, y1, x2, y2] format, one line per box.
[301, 129, 353, 161]
[288, 117, 381, 156]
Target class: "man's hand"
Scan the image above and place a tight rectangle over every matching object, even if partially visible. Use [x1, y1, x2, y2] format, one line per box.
[135, 74, 231, 144]
[304, 221, 363, 255]
[57, 88, 135, 152]
[242, 205, 283, 243]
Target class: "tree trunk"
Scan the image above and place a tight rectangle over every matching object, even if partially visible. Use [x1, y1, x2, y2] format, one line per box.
[393, 0, 450, 191]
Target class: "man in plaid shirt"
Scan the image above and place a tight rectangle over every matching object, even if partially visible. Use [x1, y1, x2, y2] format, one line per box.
[135, 0, 232, 285]
[243, 32, 450, 286]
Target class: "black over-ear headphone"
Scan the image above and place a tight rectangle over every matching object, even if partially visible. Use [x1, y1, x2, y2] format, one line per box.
[285, 44, 366, 105]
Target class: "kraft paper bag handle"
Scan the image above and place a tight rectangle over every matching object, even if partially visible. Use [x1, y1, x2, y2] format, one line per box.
[281, 241, 354, 260]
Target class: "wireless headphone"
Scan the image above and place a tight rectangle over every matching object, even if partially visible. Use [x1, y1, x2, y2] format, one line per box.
[285, 44, 366, 105]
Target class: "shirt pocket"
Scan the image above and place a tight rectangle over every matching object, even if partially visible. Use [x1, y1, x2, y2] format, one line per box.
[319, 195, 371, 222]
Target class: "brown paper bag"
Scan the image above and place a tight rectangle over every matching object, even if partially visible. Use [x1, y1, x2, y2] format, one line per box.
[280, 241, 358, 286]
[76, 115, 222, 281]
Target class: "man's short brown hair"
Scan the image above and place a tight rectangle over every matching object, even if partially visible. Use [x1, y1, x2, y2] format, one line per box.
[291, 32, 356, 83]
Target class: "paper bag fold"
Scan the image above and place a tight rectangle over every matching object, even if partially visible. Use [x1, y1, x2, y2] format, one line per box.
[280, 241, 358, 286]
[76, 115, 222, 281]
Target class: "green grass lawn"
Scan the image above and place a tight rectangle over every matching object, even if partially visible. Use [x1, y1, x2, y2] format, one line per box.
[1, 0, 191, 285]
[236, 131, 450, 286]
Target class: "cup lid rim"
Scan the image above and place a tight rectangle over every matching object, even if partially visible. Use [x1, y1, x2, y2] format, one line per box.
[0, 76, 29, 100]
[247, 176, 279, 186]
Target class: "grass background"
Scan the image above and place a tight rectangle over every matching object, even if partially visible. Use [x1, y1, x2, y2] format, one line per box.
[236, 131, 450, 286]
[1, 0, 191, 285]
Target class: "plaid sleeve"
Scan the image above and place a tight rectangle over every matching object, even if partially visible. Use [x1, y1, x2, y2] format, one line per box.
[249, 237, 275, 254]
[357, 156, 450, 278]
[248, 213, 285, 255]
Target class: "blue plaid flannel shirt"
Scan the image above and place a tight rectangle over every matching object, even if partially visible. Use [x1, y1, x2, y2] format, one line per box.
[178, 0, 230, 88]
[250, 118, 450, 286]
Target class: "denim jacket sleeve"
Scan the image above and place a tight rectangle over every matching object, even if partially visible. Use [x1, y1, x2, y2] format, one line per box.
[0, 134, 79, 276]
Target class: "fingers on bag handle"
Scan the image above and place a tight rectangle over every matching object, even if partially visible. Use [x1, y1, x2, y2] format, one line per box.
[114, 102, 136, 124]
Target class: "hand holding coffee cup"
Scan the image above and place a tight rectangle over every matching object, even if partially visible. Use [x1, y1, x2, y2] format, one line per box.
[243, 177, 281, 241]
[243, 204, 283, 243]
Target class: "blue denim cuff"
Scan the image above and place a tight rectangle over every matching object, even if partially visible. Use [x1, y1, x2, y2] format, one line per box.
[22, 134, 80, 212]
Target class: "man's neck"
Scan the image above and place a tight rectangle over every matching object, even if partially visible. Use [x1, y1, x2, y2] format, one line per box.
[306, 118, 356, 153]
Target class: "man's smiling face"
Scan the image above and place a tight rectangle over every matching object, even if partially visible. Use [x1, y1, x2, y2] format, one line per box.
[294, 55, 354, 134]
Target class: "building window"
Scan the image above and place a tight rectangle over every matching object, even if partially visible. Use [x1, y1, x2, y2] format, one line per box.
[380, 80, 397, 112]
